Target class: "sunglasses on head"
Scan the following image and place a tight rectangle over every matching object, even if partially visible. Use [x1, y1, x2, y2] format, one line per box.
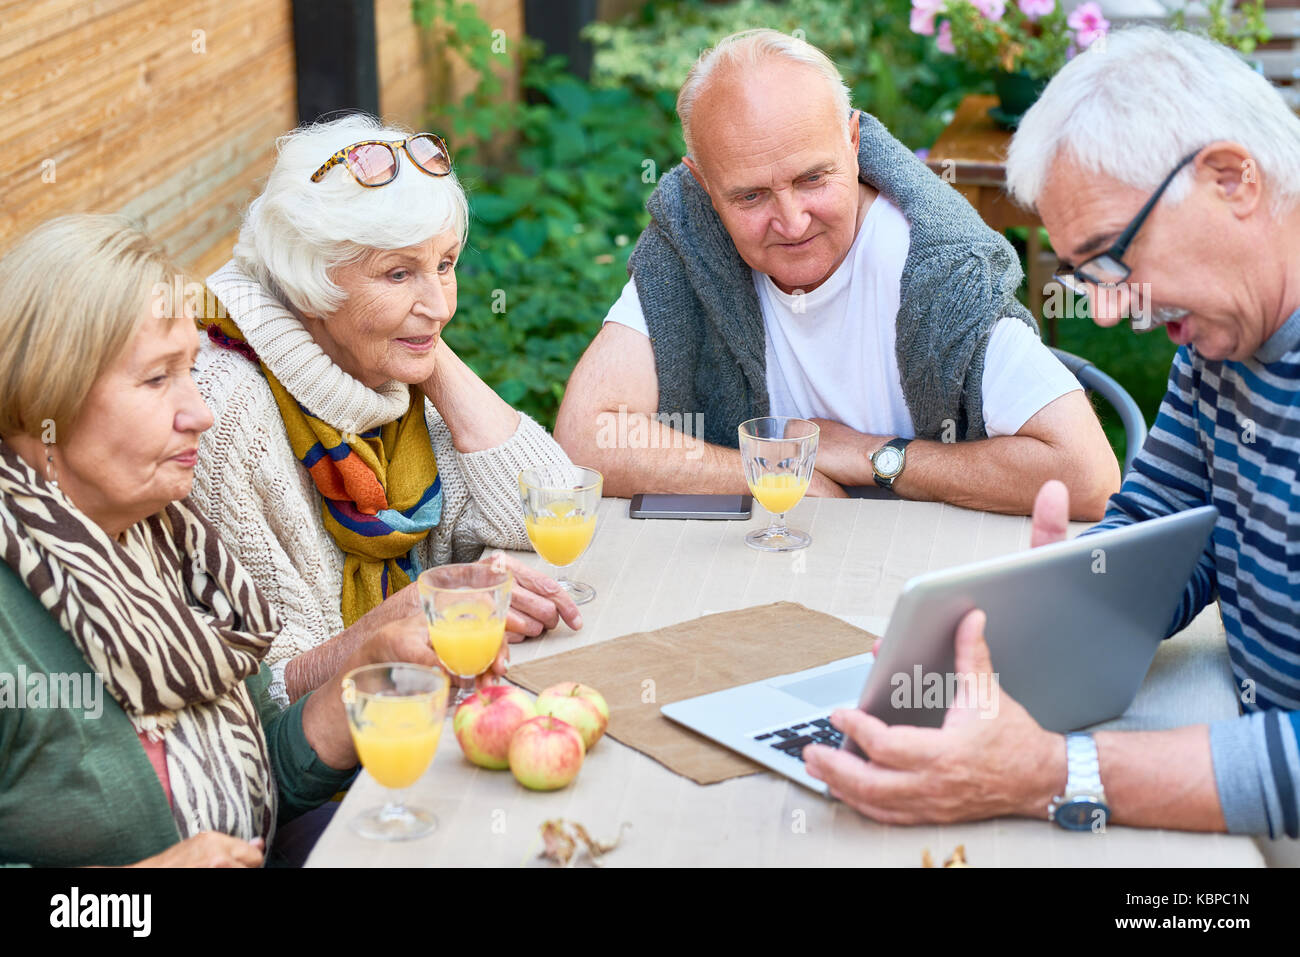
[310, 133, 452, 187]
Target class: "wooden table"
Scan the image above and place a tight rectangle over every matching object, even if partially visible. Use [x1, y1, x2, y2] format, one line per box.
[308, 497, 1263, 867]
[925, 94, 1058, 340]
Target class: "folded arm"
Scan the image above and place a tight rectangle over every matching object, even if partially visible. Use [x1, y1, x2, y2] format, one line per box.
[811, 387, 1120, 520]
[555, 322, 845, 498]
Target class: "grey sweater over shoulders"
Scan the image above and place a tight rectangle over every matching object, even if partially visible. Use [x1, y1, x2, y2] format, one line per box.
[627, 111, 1037, 448]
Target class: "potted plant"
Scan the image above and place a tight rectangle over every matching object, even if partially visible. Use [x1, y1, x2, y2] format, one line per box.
[909, 0, 1110, 127]
[1169, 0, 1271, 60]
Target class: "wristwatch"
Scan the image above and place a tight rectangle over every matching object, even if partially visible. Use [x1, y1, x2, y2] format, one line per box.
[1048, 733, 1110, 831]
[870, 437, 912, 489]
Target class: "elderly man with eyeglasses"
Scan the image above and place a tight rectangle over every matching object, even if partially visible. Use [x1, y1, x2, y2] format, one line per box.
[802, 26, 1300, 845]
[800, 24, 1300, 842]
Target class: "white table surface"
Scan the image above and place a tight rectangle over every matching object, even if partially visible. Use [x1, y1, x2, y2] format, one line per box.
[308, 496, 1263, 867]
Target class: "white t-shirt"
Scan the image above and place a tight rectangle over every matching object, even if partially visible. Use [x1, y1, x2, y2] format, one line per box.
[603, 194, 1079, 439]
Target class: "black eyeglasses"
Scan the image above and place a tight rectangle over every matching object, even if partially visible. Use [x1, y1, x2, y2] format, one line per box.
[1054, 149, 1202, 295]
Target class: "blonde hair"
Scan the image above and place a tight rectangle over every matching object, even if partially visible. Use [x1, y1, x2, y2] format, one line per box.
[677, 29, 852, 158]
[0, 214, 178, 437]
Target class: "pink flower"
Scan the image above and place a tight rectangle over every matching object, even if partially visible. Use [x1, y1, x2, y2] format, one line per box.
[971, 0, 1007, 20]
[1018, 0, 1055, 18]
[936, 20, 955, 54]
[910, 0, 945, 36]
[1068, 1, 1110, 47]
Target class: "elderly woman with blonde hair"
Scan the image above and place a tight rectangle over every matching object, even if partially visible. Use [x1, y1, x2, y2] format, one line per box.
[0, 215, 439, 866]
[193, 114, 581, 710]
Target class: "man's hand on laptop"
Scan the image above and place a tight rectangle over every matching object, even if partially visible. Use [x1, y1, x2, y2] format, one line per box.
[802, 609, 1067, 824]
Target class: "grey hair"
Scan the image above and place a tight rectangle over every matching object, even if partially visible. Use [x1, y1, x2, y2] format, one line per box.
[233, 113, 469, 318]
[677, 28, 852, 158]
[1006, 26, 1300, 219]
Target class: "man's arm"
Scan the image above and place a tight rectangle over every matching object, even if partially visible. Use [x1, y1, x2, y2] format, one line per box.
[1086, 710, 1300, 836]
[555, 321, 845, 498]
[810, 388, 1120, 520]
[803, 610, 1233, 831]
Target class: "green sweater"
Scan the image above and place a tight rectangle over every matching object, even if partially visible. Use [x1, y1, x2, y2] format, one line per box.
[0, 561, 354, 867]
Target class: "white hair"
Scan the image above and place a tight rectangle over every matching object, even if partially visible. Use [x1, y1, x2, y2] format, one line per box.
[233, 113, 469, 317]
[1006, 26, 1300, 219]
[677, 28, 852, 158]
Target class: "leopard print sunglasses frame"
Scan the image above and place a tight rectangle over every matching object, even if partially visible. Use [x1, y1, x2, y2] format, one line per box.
[309, 133, 452, 187]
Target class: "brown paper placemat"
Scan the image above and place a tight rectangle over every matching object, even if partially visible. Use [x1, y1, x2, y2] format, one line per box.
[507, 602, 877, 785]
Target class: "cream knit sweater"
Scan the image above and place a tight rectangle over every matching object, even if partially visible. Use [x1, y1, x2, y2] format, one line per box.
[192, 261, 572, 707]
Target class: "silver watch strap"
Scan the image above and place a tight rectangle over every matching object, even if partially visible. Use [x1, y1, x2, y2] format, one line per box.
[1064, 733, 1104, 798]
[1048, 733, 1106, 825]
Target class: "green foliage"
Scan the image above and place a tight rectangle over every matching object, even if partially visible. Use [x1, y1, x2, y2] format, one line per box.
[586, 0, 980, 150]
[945, 2, 1072, 79]
[412, 0, 682, 426]
[1169, 0, 1271, 56]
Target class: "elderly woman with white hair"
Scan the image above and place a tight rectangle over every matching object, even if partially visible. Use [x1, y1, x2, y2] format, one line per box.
[804, 27, 1300, 849]
[194, 115, 580, 710]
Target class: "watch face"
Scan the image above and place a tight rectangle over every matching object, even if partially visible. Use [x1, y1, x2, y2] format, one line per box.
[875, 447, 903, 477]
[1056, 799, 1109, 832]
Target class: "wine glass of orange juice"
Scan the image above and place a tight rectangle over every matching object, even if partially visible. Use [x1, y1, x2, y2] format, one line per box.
[738, 417, 819, 552]
[417, 564, 512, 708]
[518, 465, 602, 605]
[342, 663, 448, 841]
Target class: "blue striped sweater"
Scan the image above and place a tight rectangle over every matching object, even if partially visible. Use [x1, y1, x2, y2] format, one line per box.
[1089, 310, 1300, 838]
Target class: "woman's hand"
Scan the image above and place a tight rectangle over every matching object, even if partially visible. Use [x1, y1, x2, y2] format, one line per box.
[420, 339, 522, 453]
[301, 613, 510, 770]
[479, 550, 583, 642]
[130, 833, 265, 868]
[353, 594, 510, 679]
[302, 617, 439, 770]
[283, 582, 424, 702]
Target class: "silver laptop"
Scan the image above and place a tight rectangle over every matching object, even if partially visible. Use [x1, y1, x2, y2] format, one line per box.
[661, 506, 1218, 794]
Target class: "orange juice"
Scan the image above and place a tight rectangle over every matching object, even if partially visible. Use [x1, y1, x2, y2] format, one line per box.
[350, 696, 444, 789]
[428, 600, 506, 676]
[525, 503, 597, 566]
[749, 473, 809, 515]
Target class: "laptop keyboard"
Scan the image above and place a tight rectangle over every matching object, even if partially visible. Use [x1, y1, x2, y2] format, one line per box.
[752, 717, 843, 762]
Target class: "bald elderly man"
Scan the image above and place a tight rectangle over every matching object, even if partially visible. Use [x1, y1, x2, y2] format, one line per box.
[804, 27, 1300, 845]
[555, 28, 1118, 517]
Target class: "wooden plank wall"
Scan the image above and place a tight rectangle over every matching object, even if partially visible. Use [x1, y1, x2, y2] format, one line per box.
[377, 0, 525, 131]
[0, 0, 297, 279]
[1, 0, 614, 276]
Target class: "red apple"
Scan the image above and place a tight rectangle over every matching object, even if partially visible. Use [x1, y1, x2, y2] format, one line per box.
[454, 684, 537, 769]
[536, 681, 610, 751]
[508, 716, 585, 790]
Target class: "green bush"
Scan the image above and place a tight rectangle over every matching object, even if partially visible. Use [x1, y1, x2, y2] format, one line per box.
[413, 0, 681, 427]
[587, 0, 981, 150]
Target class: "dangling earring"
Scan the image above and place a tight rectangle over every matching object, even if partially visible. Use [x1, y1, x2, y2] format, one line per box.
[44, 443, 59, 488]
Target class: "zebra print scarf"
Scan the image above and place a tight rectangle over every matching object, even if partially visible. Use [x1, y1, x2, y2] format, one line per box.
[0, 441, 281, 846]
